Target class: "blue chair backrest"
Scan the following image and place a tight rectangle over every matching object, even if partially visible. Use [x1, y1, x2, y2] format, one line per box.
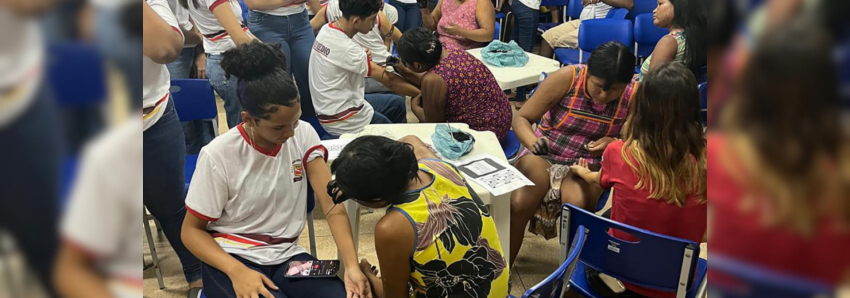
[527, 72, 550, 99]
[559, 203, 701, 296]
[606, 7, 629, 19]
[567, 0, 583, 20]
[698, 82, 707, 110]
[625, 0, 657, 21]
[578, 19, 634, 54]
[634, 13, 668, 59]
[171, 79, 219, 122]
[47, 43, 106, 108]
[494, 21, 501, 40]
[239, 0, 249, 22]
[521, 226, 588, 298]
[707, 254, 833, 298]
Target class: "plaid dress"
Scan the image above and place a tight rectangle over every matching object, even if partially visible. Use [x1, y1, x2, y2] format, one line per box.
[521, 64, 637, 169]
[525, 64, 637, 238]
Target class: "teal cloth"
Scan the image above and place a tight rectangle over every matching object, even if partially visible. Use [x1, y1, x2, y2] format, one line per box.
[431, 124, 475, 160]
[481, 40, 529, 67]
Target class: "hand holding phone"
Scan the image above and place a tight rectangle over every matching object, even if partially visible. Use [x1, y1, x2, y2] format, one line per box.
[285, 260, 341, 278]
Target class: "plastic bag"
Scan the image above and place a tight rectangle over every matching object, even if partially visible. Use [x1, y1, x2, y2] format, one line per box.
[481, 40, 529, 67]
[431, 124, 475, 160]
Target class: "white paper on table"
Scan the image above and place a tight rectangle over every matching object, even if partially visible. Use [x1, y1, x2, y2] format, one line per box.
[321, 138, 355, 160]
[454, 154, 534, 196]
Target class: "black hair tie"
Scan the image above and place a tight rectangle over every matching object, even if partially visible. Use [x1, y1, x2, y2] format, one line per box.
[327, 180, 350, 205]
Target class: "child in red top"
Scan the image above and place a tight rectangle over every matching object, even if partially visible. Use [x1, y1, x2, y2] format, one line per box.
[571, 62, 707, 298]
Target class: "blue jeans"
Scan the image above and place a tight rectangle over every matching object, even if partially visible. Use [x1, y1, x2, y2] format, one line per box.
[0, 85, 62, 296]
[510, 1, 539, 102]
[248, 10, 317, 118]
[389, 0, 422, 33]
[206, 54, 243, 128]
[202, 253, 346, 298]
[365, 93, 407, 123]
[167, 48, 216, 154]
[144, 99, 203, 283]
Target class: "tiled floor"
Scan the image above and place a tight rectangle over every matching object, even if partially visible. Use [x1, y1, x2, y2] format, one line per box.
[144, 97, 708, 298]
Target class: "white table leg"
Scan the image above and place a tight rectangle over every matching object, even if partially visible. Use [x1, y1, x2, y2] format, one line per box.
[344, 200, 360, 254]
[490, 193, 511, 266]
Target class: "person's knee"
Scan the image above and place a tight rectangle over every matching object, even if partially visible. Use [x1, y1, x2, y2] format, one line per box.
[510, 190, 541, 218]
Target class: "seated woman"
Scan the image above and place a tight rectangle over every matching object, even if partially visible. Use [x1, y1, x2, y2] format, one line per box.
[395, 28, 512, 142]
[180, 42, 371, 298]
[329, 135, 509, 298]
[709, 24, 850, 290]
[636, 0, 706, 82]
[420, 0, 496, 50]
[509, 41, 637, 266]
[570, 62, 707, 298]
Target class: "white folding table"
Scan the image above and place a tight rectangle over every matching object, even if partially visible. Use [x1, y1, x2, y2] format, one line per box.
[467, 47, 562, 91]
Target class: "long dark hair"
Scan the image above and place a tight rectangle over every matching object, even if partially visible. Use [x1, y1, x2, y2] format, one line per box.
[397, 27, 443, 70]
[725, 21, 844, 230]
[621, 62, 705, 206]
[586, 41, 636, 91]
[330, 136, 419, 204]
[670, 0, 707, 77]
[220, 42, 300, 119]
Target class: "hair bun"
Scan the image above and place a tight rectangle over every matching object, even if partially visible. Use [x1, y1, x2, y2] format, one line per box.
[380, 142, 418, 180]
[221, 42, 287, 81]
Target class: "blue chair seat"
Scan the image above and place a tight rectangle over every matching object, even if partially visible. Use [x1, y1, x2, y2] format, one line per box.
[184, 154, 198, 192]
[568, 258, 707, 298]
[496, 12, 505, 19]
[538, 22, 560, 35]
[501, 130, 521, 159]
[554, 47, 586, 65]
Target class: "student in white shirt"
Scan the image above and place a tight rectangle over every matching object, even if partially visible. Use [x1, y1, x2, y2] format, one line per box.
[181, 0, 256, 128]
[308, 0, 409, 136]
[312, 0, 413, 95]
[243, 0, 321, 118]
[538, 0, 633, 58]
[182, 42, 372, 298]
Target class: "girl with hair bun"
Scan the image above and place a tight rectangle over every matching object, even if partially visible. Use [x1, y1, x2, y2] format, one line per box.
[330, 135, 508, 298]
[181, 42, 372, 298]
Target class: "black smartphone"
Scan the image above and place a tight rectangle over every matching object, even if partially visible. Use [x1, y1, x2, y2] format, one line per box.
[284, 260, 341, 278]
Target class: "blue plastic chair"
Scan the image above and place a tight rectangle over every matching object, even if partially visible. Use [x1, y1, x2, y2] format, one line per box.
[566, 0, 583, 21]
[536, 0, 570, 33]
[501, 130, 521, 159]
[495, 21, 501, 41]
[625, 0, 657, 21]
[47, 43, 106, 108]
[527, 72, 550, 100]
[239, 0, 249, 23]
[594, 188, 610, 212]
[559, 203, 707, 298]
[170, 79, 220, 191]
[512, 226, 589, 298]
[555, 18, 633, 65]
[699, 82, 707, 125]
[634, 13, 668, 62]
[606, 7, 629, 19]
[707, 254, 833, 298]
[303, 116, 340, 140]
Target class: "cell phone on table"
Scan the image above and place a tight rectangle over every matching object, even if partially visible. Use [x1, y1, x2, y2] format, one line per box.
[284, 260, 340, 278]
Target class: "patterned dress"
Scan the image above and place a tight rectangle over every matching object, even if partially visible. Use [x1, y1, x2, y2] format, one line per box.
[390, 159, 508, 298]
[523, 64, 637, 239]
[637, 30, 687, 82]
[437, 0, 484, 50]
[430, 48, 512, 142]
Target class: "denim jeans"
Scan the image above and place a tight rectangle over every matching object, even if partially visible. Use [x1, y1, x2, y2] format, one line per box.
[0, 85, 62, 296]
[248, 10, 317, 118]
[143, 99, 202, 283]
[365, 93, 407, 124]
[202, 253, 346, 298]
[510, 0, 539, 102]
[389, 0, 422, 33]
[206, 54, 243, 128]
[167, 48, 216, 154]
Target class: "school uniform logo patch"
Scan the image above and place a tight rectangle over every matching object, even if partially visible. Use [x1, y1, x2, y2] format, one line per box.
[293, 159, 304, 182]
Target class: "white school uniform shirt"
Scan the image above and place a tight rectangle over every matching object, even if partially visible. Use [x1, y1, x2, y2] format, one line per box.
[323, 0, 397, 65]
[309, 23, 375, 135]
[61, 120, 143, 297]
[0, 10, 43, 128]
[90, 0, 135, 8]
[187, 0, 251, 54]
[143, 0, 184, 131]
[168, 0, 200, 48]
[580, 2, 612, 20]
[253, 0, 308, 16]
[185, 122, 328, 265]
[514, 0, 541, 11]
